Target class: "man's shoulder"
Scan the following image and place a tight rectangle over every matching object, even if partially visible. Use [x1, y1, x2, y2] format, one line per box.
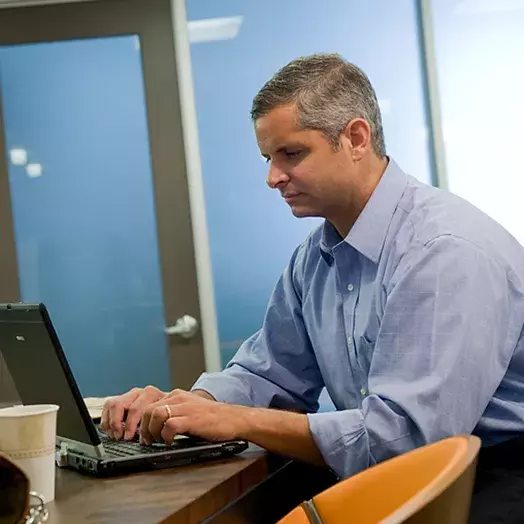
[394, 177, 524, 274]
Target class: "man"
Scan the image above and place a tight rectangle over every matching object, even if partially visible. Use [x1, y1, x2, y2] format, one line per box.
[102, 54, 524, 521]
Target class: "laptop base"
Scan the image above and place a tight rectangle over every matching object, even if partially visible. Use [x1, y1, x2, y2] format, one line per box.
[59, 441, 249, 477]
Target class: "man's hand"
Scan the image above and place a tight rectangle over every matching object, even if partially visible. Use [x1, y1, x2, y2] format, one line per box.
[100, 385, 166, 440]
[139, 389, 242, 445]
[103, 386, 325, 469]
[138, 389, 326, 468]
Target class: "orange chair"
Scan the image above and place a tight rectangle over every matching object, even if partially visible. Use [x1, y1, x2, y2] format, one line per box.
[278, 435, 481, 524]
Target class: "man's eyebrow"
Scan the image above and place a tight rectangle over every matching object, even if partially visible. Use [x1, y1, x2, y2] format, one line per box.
[275, 143, 307, 152]
[259, 142, 308, 158]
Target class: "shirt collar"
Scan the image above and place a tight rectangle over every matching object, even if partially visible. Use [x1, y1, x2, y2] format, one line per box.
[320, 158, 408, 264]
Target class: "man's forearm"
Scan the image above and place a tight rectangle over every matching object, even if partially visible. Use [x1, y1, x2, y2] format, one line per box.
[236, 406, 326, 467]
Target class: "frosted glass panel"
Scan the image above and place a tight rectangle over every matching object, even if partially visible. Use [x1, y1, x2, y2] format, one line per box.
[432, 0, 524, 244]
[0, 36, 171, 396]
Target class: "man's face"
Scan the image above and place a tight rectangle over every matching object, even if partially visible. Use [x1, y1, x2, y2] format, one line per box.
[255, 104, 356, 219]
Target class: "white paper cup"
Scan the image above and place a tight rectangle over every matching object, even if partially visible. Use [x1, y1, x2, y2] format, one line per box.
[0, 404, 59, 503]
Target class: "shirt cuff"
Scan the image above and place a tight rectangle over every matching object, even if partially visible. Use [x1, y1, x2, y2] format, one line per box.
[191, 372, 256, 407]
[307, 409, 370, 478]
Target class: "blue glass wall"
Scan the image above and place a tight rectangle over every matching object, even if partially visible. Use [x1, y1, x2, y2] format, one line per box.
[0, 37, 171, 397]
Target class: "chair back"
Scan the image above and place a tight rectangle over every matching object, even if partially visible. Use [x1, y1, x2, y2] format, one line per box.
[278, 435, 481, 524]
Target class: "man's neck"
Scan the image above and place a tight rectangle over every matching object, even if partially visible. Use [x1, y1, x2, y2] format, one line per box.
[330, 156, 389, 238]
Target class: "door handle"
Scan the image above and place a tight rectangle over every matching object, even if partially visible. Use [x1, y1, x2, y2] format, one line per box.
[165, 315, 199, 339]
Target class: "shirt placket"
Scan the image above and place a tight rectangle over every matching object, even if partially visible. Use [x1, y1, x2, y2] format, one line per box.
[334, 245, 365, 406]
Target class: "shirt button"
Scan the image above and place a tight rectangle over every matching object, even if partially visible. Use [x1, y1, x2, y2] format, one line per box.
[347, 336, 353, 345]
[360, 387, 367, 397]
[347, 283, 354, 292]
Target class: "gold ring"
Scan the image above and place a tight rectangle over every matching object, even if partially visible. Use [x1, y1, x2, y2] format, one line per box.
[164, 405, 172, 419]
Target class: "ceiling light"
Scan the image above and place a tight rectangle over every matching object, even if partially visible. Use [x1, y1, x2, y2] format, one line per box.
[188, 16, 243, 44]
[10, 148, 27, 166]
[26, 163, 43, 178]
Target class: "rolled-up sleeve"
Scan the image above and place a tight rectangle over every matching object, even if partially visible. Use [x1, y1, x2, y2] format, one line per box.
[192, 244, 324, 413]
[307, 235, 524, 478]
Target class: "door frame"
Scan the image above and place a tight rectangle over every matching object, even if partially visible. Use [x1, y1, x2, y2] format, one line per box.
[0, 87, 20, 404]
[0, 0, 221, 400]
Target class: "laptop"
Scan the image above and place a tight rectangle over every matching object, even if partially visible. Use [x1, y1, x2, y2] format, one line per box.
[0, 303, 248, 476]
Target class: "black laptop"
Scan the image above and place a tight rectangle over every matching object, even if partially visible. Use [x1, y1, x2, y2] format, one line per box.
[0, 303, 248, 476]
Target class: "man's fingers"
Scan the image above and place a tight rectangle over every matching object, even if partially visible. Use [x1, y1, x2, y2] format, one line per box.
[161, 417, 189, 444]
[140, 394, 188, 445]
[108, 401, 127, 441]
[147, 405, 173, 443]
[100, 386, 166, 441]
[122, 388, 165, 440]
[123, 401, 144, 440]
[103, 389, 140, 440]
[140, 401, 169, 445]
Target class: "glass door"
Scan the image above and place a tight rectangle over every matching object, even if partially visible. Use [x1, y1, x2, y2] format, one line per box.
[0, 0, 213, 399]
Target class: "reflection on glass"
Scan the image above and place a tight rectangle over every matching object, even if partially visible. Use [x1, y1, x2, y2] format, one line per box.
[0, 36, 171, 396]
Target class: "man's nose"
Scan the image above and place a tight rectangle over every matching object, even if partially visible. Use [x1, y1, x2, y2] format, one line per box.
[266, 162, 290, 189]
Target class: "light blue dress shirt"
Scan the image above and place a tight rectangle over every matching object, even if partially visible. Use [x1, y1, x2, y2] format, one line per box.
[192, 158, 524, 478]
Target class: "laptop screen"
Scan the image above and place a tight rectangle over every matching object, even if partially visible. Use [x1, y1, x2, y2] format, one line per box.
[0, 303, 100, 447]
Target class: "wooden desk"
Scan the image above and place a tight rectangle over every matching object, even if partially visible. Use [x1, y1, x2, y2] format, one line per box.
[45, 447, 337, 524]
[47, 446, 270, 524]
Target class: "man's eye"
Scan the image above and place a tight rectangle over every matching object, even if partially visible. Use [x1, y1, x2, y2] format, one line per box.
[284, 151, 300, 158]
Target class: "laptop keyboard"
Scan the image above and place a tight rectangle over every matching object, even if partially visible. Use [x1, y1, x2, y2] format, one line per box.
[102, 439, 169, 457]
[97, 429, 210, 457]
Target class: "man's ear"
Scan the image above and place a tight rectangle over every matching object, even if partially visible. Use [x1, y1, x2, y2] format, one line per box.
[341, 118, 372, 161]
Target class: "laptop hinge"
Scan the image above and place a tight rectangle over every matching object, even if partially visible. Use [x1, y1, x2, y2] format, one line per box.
[56, 436, 106, 464]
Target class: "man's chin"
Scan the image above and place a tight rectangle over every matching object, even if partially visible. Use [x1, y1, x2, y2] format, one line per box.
[289, 205, 316, 218]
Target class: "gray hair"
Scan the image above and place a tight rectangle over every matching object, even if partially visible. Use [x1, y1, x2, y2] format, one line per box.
[251, 53, 386, 157]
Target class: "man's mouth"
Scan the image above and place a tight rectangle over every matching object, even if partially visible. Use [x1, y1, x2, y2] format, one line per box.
[283, 192, 302, 202]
